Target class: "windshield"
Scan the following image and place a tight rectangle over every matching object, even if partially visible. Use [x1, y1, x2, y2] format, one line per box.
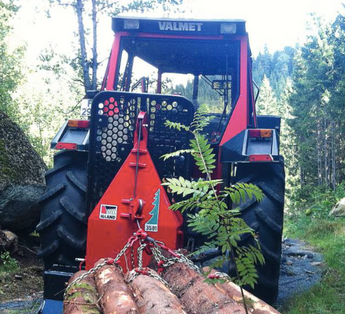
[116, 36, 241, 115]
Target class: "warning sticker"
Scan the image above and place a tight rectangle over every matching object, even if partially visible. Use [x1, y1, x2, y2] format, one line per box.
[99, 204, 118, 220]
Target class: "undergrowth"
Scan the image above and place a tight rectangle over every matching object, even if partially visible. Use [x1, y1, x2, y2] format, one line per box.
[0, 252, 19, 275]
[0, 251, 20, 296]
[283, 184, 345, 314]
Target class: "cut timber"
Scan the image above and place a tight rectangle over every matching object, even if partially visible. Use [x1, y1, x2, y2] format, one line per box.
[205, 268, 281, 314]
[129, 268, 187, 314]
[162, 263, 246, 314]
[94, 261, 139, 314]
[63, 270, 101, 314]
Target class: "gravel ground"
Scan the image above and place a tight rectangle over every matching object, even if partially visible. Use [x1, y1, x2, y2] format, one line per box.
[0, 238, 323, 314]
[276, 238, 323, 309]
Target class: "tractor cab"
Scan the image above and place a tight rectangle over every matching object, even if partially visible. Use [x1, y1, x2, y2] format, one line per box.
[103, 17, 255, 142]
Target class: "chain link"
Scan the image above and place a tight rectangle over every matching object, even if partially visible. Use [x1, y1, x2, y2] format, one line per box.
[151, 245, 201, 274]
[125, 267, 169, 287]
[210, 271, 230, 279]
[137, 242, 147, 270]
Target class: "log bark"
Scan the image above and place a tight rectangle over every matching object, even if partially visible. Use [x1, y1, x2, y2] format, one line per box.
[94, 261, 139, 314]
[129, 268, 187, 314]
[205, 268, 281, 314]
[64, 270, 101, 314]
[162, 263, 246, 314]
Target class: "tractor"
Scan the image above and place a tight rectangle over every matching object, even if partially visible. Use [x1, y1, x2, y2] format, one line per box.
[37, 17, 285, 313]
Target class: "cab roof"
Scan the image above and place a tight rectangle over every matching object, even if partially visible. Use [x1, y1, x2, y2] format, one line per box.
[112, 16, 247, 36]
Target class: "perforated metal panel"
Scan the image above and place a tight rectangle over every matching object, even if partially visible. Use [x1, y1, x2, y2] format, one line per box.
[87, 91, 194, 212]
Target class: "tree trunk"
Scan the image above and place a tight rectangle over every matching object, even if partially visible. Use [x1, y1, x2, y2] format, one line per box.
[162, 262, 246, 314]
[331, 120, 336, 189]
[94, 262, 139, 314]
[205, 268, 280, 314]
[76, 0, 91, 92]
[63, 270, 101, 314]
[317, 118, 322, 186]
[129, 268, 187, 314]
[91, 0, 98, 90]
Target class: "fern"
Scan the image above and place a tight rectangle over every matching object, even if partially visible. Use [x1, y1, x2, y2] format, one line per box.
[163, 110, 265, 303]
[190, 134, 216, 174]
[160, 149, 194, 161]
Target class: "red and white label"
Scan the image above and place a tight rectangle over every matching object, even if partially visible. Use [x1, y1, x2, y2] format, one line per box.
[99, 204, 118, 220]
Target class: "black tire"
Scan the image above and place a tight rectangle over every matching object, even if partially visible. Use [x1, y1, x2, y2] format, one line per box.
[37, 150, 88, 270]
[235, 158, 285, 304]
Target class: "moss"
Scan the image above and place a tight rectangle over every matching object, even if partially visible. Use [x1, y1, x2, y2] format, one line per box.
[0, 139, 17, 179]
[81, 305, 101, 314]
[75, 282, 98, 294]
[0, 111, 46, 187]
[66, 282, 97, 296]
[65, 287, 98, 303]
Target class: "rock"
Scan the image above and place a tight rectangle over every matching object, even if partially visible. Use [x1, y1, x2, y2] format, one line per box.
[329, 198, 345, 217]
[0, 111, 46, 231]
[0, 230, 18, 252]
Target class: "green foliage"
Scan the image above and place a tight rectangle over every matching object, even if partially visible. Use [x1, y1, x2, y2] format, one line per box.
[163, 112, 265, 288]
[284, 194, 345, 314]
[0, 0, 24, 119]
[0, 251, 19, 275]
[252, 45, 295, 100]
[288, 183, 345, 222]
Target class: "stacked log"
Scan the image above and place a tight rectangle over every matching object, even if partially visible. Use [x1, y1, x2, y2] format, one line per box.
[64, 271, 101, 314]
[129, 268, 187, 314]
[63, 259, 281, 314]
[205, 268, 281, 314]
[162, 262, 246, 314]
[94, 262, 139, 314]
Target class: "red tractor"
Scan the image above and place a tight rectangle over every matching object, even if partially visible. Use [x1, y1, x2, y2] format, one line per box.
[38, 17, 284, 313]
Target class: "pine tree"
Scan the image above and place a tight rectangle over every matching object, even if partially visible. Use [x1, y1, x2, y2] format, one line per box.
[256, 75, 278, 115]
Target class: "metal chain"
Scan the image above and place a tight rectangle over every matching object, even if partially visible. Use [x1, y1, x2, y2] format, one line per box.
[131, 247, 135, 269]
[113, 240, 132, 264]
[210, 271, 230, 279]
[137, 242, 147, 270]
[63, 258, 109, 299]
[64, 237, 133, 299]
[151, 244, 201, 273]
[125, 267, 169, 287]
[64, 230, 201, 302]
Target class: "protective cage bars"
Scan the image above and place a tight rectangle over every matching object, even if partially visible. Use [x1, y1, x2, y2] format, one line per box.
[87, 91, 195, 213]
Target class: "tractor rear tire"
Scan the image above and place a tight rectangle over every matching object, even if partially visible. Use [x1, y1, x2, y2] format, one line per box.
[235, 158, 285, 304]
[37, 150, 88, 270]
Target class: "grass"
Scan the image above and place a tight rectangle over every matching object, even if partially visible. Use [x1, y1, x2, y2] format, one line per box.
[282, 214, 345, 314]
[0, 252, 20, 296]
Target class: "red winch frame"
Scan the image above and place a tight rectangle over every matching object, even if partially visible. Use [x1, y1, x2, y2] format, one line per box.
[85, 112, 183, 269]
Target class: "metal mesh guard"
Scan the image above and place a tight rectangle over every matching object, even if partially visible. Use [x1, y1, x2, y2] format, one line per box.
[88, 91, 194, 211]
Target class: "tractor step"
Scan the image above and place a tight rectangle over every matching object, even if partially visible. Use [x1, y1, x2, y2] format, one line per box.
[38, 299, 63, 314]
[43, 265, 78, 300]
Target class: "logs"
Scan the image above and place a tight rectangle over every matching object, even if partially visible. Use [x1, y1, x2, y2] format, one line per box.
[63, 260, 282, 314]
[205, 268, 280, 314]
[63, 270, 101, 314]
[94, 263, 139, 314]
[162, 263, 246, 314]
[129, 268, 187, 314]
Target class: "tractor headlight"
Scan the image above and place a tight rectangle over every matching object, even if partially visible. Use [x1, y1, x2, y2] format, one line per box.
[220, 23, 236, 34]
[124, 19, 140, 30]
